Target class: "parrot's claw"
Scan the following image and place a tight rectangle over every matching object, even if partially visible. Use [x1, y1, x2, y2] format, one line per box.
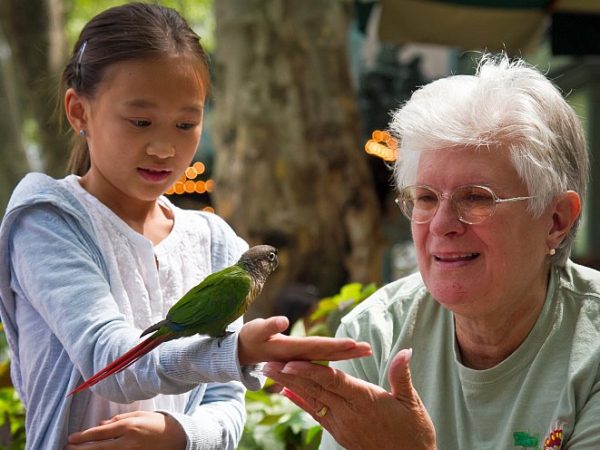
[216, 331, 234, 347]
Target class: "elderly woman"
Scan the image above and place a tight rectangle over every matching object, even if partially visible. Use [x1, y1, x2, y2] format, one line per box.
[265, 55, 600, 449]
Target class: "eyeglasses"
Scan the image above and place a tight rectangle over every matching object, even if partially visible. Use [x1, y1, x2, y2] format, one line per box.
[395, 184, 534, 225]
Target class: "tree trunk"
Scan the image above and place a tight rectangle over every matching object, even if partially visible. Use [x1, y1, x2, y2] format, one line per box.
[0, 26, 28, 214]
[213, 0, 384, 318]
[0, 0, 70, 180]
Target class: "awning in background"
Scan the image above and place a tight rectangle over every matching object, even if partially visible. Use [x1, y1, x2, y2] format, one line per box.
[376, 0, 600, 55]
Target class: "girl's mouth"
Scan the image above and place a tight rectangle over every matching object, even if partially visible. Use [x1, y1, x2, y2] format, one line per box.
[137, 168, 172, 183]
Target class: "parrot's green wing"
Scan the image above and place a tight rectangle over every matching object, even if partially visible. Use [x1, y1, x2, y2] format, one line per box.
[166, 265, 253, 336]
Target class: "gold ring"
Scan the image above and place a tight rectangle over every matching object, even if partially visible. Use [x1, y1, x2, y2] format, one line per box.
[316, 406, 328, 417]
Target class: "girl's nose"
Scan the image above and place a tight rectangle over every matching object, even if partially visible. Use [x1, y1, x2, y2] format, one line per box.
[146, 141, 175, 158]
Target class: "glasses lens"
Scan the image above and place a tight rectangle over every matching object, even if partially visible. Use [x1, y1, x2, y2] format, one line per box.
[401, 186, 438, 223]
[454, 186, 495, 224]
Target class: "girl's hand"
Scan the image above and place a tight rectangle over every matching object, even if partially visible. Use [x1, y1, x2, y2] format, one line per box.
[65, 411, 186, 450]
[237, 316, 372, 365]
[263, 349, 437, 450]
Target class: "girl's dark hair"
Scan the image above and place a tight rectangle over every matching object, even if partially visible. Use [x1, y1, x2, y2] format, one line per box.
[62, 2, 210, 175]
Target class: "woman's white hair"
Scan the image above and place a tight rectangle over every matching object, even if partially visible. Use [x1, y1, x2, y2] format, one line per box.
[391, 53, 588, 266]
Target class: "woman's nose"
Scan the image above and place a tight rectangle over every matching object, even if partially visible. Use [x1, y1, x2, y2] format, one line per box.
[428, 197, 465, 235]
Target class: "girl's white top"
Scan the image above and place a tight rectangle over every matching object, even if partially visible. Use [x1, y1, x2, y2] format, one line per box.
[62, 175, 211, 429]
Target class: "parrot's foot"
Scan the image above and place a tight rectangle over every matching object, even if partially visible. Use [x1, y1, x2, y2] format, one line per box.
[217, 331, 234, 348]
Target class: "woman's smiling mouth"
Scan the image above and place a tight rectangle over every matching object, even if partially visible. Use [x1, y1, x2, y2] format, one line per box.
[433, 253, 480, 262]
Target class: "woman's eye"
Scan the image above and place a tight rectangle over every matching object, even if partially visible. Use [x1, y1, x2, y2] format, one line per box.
[129, 119, 151, 128]
[176, 122, 196, 130]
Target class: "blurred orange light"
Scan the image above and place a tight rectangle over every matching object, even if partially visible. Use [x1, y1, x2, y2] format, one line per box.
[365, 139, 397, 162]
[185, 167, 198, 179]
[194, 180, 206, 194]
[184, 180, 195, 193]
[165, 162, 209, 195]
[372, 130, 385, 142]
[174, 182, 185, 194]
[193, 161, 205, 174]
[365, 130, 398, 162]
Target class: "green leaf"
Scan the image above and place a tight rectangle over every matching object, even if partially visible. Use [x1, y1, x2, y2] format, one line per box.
[305, 425, 323, 444]
[339, 282, 362, 300]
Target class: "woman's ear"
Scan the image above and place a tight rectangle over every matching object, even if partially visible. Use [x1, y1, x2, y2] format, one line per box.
[547, 191, 582, 250]
[64, 88, 88, 134]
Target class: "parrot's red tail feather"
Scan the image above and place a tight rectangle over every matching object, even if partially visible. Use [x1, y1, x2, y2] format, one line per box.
[67, 333, 171, 396]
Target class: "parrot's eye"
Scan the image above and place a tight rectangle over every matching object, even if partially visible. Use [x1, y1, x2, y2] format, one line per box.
[268, 252, 276, 261]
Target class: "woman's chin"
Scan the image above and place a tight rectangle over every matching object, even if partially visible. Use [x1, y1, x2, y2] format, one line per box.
[428, 283, 479, 313]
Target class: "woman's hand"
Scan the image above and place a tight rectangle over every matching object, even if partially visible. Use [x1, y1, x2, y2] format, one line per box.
[263, 349, 436, 450]
[237, 316, 372, 366]
[64, 411, 186, 450]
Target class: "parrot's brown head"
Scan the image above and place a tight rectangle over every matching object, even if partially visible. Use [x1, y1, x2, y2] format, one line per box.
[238, 245, 279, 285]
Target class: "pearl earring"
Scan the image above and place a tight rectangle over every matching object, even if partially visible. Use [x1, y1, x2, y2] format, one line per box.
[548, 248, 556, 256]
[79, 129, 86, 137]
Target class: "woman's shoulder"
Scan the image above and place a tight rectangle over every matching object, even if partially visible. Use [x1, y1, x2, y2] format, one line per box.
[340, 272, 427, 326]
[559, 260, 600, 302]
[556, 261, 600, 344]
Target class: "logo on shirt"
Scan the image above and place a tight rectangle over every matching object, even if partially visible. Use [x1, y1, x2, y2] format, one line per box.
[513, 431, 539, 448]
[512, 422, 564, 449]
[542, 424, 563, 450]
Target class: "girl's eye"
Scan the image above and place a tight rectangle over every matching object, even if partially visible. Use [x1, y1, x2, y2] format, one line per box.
[176, 122, 197, 130]
[130, 119, 151, 128]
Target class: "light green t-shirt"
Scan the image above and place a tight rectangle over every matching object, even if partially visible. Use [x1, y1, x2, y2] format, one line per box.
[321, 260, 600, 450]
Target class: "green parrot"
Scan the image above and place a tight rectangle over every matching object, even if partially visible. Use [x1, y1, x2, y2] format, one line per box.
[68, 244, 278, 396]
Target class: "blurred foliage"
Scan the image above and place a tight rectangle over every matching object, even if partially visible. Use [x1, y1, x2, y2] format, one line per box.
[65, 0, 215, 51]
[0, 323, 26, 449]
[0, 387, 26, 450]
[0, 323, 11, 388]
[307, 282, 378, 338]
[239, 383, 322, 450]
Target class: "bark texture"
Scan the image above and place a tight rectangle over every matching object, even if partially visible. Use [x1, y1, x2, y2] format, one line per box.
[0, 0, 69, 183]
[0, 24, 28, 214]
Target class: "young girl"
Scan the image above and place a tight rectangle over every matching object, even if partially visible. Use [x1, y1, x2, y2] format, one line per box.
[0, 3, 369, 449]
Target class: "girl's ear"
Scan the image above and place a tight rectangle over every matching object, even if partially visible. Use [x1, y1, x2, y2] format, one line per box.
[64, 88, 88, 134]
[547, 191, 582, 250]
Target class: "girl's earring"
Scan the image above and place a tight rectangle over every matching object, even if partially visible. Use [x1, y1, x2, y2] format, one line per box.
[548, 248, 556, 256]
[79, 129, 87, 137]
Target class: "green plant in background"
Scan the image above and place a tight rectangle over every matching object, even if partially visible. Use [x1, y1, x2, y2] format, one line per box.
[0, 387, 26, 450]
[239, 381, 322, 450]
[239, 282, 378, 450]
[0, 323, 26, 449]
[307, 282, 378, 337]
